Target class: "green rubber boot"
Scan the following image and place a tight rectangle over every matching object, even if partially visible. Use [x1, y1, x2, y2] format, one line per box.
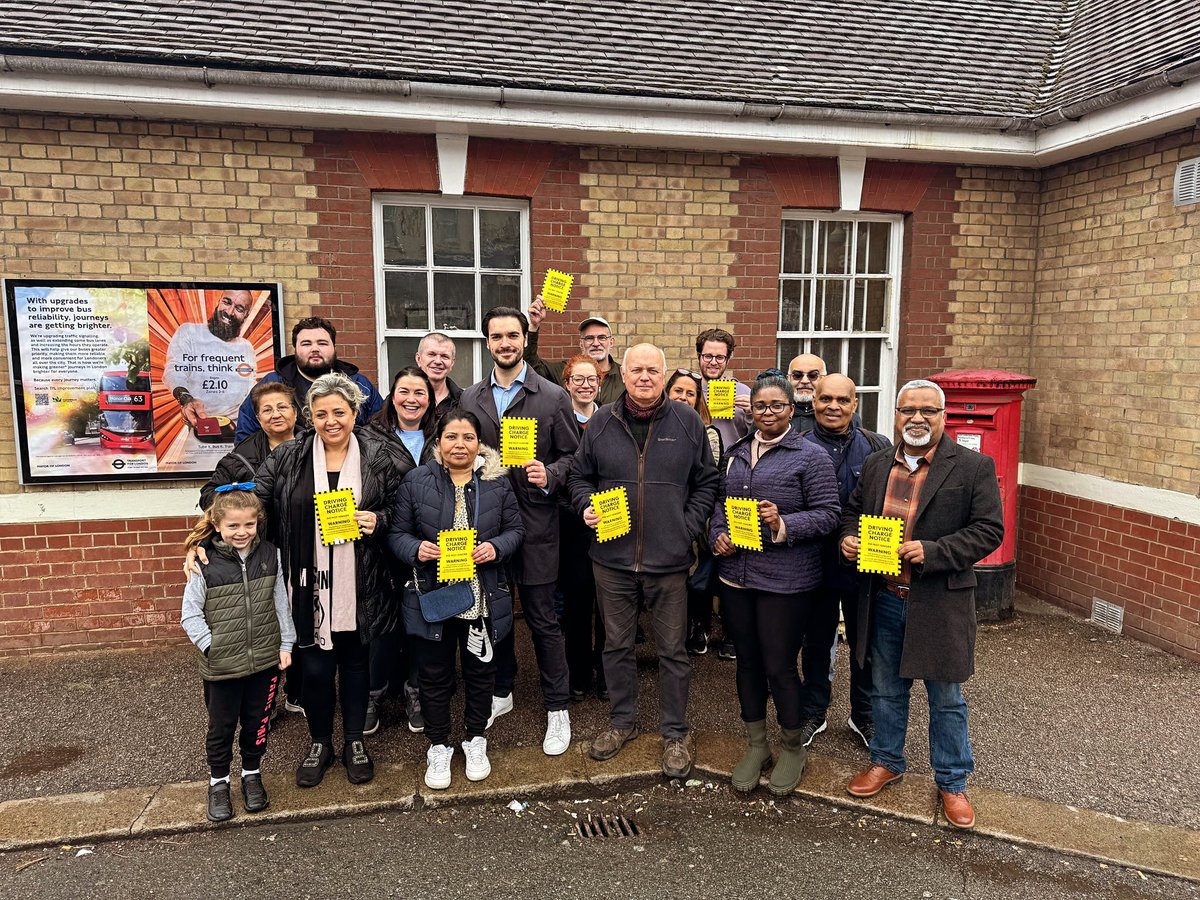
[731, 720, 772, 792]
[768, 727, 808, 797]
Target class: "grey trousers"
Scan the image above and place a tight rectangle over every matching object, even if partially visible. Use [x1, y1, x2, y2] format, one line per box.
[592, 563, 691, 739]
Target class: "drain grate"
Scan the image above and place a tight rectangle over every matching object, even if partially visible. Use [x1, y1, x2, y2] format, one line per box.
[575, 813, 641, 839]
[1090, 597, 1124, 634]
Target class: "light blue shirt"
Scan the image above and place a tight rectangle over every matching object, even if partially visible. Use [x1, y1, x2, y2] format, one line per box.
[397, 428, 426, 464]
[490, 363, 527, 419]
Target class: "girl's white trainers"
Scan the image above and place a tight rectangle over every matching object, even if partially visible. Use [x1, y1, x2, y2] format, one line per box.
[424, 744, 454, 790]
[461, 735, 491, 781]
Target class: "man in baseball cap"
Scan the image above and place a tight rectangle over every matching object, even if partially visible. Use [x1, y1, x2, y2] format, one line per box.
[524, 297, 624, 405]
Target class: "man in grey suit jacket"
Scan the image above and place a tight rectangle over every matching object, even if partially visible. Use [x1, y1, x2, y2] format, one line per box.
[838, 379, 1003, 829]
[458, 307, 580, 759]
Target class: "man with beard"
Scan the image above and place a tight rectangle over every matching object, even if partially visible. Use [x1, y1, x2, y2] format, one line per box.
[787, 353, 827, 434]
[164, 289, 258, 449]
[839, 379, 1002, 829]
[234, 316, 384, 442]
[458, 307, 580, 757]
[524, 296, 625, 406]
[415, 332, 462, 419]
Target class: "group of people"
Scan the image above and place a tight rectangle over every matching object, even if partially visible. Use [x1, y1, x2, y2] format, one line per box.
[183, 302, 1002, 833]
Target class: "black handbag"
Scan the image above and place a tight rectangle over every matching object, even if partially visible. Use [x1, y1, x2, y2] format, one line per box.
[417, 480, 480, 623]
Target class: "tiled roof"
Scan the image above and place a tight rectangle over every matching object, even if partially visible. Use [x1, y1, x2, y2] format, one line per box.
[0, 1, 1196, 121]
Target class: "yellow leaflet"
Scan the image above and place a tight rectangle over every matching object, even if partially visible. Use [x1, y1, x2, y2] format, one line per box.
[706, 380, 736, 419]
[437, 528, 477, 583]
[724, 497, 763, 551]
[590, 485, 631, 543]
[501, 416, 538, 467]
[857, 515, 904, 576]
[541, 269, 574, 313]
[314, 488, 361, 546]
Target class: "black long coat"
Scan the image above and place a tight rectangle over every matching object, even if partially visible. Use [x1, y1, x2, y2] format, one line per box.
[458, 366, 579, 586]
[839, 434, 1004, 683]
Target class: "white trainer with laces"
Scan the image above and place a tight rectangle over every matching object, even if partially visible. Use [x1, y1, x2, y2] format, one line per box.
[487, 692, 513, 729]
[462, 735, 491, 781]
[543, 709, 572, 756]
[424, 744, 454, 790]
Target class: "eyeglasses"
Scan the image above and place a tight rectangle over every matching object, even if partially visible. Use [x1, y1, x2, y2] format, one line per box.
[751, 401, 791, 414]
[568, 375, 600, 386]
[790, 369, 822, 382]
[676, 368, 702, 380]
[214, 482, 256, 493]
[700, 353, 728, 364]
[896, 407, 945, 418]
[581, 334, 612, 344]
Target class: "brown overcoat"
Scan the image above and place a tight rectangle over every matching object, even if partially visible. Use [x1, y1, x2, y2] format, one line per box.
[839, 434, 1003, 683]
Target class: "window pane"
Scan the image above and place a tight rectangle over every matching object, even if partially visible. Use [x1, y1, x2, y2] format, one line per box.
[432, 207, 474, 267]
[382, 206, 426, 266]
[808, 337, 842, 370]
[479, 210, 521, 269]
[384, 272, 428, 329]
[858, 392, 880, 430]
[847, 339, 882, 386]
[776, 338, 802, 370]
[856, 221, 890, 274]
[779, 279, 810, 331]
[818, 221, 850, 274]
[782, 220, 813, 274]
[854, 279, 888, 331]
[481, 274, 521, 317]
[385, 336, 424, 385]
[433, 272, 475, 330]
[819, 280, 847, 332]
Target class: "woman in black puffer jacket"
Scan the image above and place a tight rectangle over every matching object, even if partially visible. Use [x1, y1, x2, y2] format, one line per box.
[254, 372, 402, 790]
[388, 409, 524, 791]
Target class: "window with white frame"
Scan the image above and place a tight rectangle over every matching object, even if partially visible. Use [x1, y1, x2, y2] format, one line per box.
[373, 194, 530, 386]
[777, 213, 903, 431]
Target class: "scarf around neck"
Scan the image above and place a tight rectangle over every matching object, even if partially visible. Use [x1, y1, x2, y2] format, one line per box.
[312, 434, 362, 650]
[623, 391, 666, 421]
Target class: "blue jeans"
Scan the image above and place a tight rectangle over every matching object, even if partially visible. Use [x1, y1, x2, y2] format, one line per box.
[869, 588, 974, 792]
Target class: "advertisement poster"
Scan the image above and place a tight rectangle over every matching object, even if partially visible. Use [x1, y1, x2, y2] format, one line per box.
[4, 280, 282, 484]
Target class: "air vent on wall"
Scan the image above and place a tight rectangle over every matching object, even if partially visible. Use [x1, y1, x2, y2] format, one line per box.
[1090, 597, 1124, 635]
[1175, 158, 1200, 206]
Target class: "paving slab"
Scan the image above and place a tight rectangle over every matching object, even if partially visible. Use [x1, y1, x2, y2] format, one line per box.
[130, 763, 417, 837]
[420, 743, 589, 809]
[0, 786, 154, 851]
[963, 784, 1200, 882]
[797, 754, 940, 825]
[693, 730, 742, 778]
[581, 733, 667, 785]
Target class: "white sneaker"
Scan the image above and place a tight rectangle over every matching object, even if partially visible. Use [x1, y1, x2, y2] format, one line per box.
[486, 693, 513, 729]
[543, 709, 572, 756]
[461, 735, 491, 782]
[424, 744, 454, 790]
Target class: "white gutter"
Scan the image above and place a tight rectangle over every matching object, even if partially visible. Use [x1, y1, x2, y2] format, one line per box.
[0, 55, 1197, 166]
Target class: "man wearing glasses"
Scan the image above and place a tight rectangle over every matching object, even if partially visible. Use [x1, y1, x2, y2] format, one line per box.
[787, 353, 827, 433]
[525, 296, 625, 405]
[695, 327, 752, 451]
[839, 379, 1003, 830]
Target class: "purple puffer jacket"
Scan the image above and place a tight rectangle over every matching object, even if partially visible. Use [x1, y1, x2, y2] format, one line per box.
[709, 426, 840, 594]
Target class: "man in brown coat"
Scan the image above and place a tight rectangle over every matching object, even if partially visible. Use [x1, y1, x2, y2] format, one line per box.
[839, 379, 1003, 829]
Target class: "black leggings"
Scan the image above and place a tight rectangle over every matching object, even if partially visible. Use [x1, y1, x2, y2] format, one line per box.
[719, 585, 813, 729]
[300, 631, 370, 745]
[415, 618, 496, 746]
[203, 667, 279, 778]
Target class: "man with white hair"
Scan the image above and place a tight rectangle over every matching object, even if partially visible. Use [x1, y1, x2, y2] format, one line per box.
[568, 343, 719, 778]
[839, 379, 1003, 829]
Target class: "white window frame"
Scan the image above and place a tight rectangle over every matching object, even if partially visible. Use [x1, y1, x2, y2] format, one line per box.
[371, 193, 531, 385]
[777, 210, 904, 433]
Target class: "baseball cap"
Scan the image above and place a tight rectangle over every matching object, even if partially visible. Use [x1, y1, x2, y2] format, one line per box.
[579, 316, 611, 332]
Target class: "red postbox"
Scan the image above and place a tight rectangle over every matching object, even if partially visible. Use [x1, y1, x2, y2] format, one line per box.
[928, 369, 1037, 621]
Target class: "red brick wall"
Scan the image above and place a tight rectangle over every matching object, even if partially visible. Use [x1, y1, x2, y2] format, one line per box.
[0, 517, 192, 652]
[1017, 486, 1200, 661]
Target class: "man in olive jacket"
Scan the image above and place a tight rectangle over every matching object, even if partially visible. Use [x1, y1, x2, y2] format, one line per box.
[568, 343, 719, 779]
[839, 379, 1002, 830]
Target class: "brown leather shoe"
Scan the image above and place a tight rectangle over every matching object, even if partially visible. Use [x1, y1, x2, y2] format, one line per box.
[940, 790, 976, 828]
[662, 735, 693, 779]
[847, 764, 903, 797]
[589, 725, 639, 761]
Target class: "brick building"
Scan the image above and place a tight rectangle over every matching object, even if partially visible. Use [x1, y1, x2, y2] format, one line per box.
[0, 2, 1198, 660]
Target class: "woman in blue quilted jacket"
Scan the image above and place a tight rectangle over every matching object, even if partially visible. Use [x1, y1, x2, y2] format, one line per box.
[387, 409, 525, 791]
[710, 374, 840, 798]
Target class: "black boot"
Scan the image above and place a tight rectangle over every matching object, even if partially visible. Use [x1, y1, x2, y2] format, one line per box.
[241, 772, 269, 812]
[207, 780, 233, 822]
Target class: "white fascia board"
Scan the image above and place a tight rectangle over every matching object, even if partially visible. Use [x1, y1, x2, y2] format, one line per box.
[0, 71, 1195, 166]
[1019, 463, 1200, 527]
[0, 487, 200, 524]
